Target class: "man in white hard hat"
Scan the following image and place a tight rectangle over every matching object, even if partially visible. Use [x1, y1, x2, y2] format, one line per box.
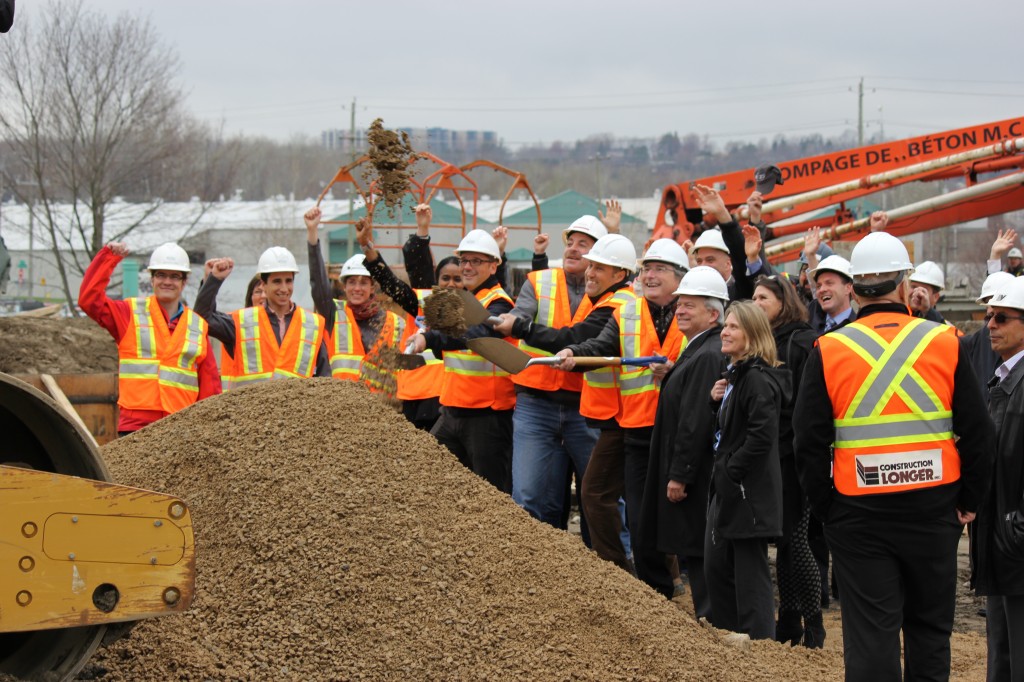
[795, 230, 993, 681]
[409, 228, 517, 492]
[79, 241, 221, 434]
[556, 238, 689, 599]
[302, 208, 409, 392]
[909, 260, 947, 323]
[489, 215, 612, 533]
[808, 255, 856, 334]
[1007, 247, 1024, 277]
[962, 272, 1016, 389]
[647, 265, 730, 620]
[492, 232, 636, 544]
[971, 276, 1024, 681]
[195, 246, 330, 387]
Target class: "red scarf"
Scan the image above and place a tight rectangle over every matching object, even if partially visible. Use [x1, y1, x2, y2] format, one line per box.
[349, 293, 380, 322]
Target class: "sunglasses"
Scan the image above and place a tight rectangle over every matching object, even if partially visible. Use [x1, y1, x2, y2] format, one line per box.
[984, 312, 1024, 325]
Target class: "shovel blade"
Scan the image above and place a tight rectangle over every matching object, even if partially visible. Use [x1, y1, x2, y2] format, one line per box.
[455, 288, 494, 326]
[394, 354, 427, 370]
[466, 337, 531, 374]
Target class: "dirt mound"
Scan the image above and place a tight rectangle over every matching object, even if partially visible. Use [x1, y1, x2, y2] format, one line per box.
[0, 316, 117, 374]
[82, 379, 841, 680]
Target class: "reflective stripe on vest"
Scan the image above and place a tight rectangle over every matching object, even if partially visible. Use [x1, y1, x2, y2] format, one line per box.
[329, 301, 362, 380]
[440, 284, 516, 410]
[580, 289, 636, 421]
[225, 306, 324, 389]
[821, 313, 961, 495]
[615, 297, 686, 428]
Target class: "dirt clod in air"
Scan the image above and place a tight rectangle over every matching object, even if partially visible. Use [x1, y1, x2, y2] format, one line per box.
[364, 118, 416, 218]
[422, 286, 466, 338]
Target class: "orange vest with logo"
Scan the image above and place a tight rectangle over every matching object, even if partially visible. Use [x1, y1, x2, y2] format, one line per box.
[579, 289, 638, 421]
[616, 297, 687, 428]
[818, 311, 961, 496]
[513, 269, 603, 393]
[117, 297, 210, 414]
[439, 284, 517, 410]
[326, 300, 406, 393]
[397, 289, 444, 401]
[221, 305, 325, 390]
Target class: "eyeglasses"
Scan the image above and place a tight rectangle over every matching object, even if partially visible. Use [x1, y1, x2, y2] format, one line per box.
[985, 312, 1024, 325]
[641, 264, 675, 275]
[459, 257, 495, 267]
[152, 272, 185, 282]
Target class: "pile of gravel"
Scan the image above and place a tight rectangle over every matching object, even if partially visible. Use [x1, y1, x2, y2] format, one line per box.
[83, 379, 836, 680]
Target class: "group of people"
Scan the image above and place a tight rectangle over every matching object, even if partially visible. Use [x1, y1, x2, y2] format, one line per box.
[79, 178, 1024, 681]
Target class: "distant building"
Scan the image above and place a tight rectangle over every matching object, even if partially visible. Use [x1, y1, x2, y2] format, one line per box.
[321, 126, 497, 155]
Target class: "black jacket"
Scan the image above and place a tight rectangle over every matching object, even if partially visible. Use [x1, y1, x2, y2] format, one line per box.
[972, 356, 1024, 596]
[709, 357, 791, 539]
[645, 327, 726, 556]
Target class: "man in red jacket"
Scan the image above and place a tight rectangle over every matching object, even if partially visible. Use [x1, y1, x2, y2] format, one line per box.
[79, 241, 221, 435]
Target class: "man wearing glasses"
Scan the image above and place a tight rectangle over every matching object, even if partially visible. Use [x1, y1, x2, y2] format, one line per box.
[79, 241, 221, 435]
[971, 276, 1024, 682]
[410, 229, 516, 493]
[795, 230, 993, 680]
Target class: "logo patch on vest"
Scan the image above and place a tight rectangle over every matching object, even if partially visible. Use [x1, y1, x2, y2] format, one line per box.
[855, 450, 943, 488]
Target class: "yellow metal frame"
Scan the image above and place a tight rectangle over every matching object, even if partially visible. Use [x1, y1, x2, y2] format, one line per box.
[0, 465, 196, 632]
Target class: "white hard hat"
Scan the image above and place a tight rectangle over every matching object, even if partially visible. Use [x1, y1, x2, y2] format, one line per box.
[673, 265, 730, 301]
[689, 229, 730, 256]
[809, 255, 853, 282]
[641, 238, 688, 269]
[340, 254, 371, 280]
[909, 261, 945, 290]
[989, 276, 1024, 311]
[455, 229, 501, 260]
[1009, 248, 1023, 259]
[147, 243, 191, 273]
[848, 232, 914, 277]
[978, 272, 1016, 305]
[563, 215, 608, 242]
[583, 234, 638, 273]
[257, 246, 300, 275]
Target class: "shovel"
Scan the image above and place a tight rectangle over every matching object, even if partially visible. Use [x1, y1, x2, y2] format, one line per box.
[393, 336, 427, 371]
[525, 355, 669, 369]
[466, 337, 532, 374]
[455, 288, 504, 327]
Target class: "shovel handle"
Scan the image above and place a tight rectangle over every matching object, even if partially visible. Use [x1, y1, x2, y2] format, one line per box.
[570, 355, 669, 368]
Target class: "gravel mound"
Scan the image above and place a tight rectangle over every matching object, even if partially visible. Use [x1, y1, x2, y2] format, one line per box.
[83, 379, 837, 680]
[0, 317, 117, 374]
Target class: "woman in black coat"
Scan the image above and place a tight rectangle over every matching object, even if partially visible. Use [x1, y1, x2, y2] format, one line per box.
[752, 274, 823, 647]
[705, 301, 790, 640]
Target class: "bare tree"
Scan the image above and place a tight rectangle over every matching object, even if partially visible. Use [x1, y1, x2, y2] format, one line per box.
[0, 0, 212, 307]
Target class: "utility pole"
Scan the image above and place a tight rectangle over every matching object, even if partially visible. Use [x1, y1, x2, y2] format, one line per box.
[347, 97, 356, 259]
[857, 77, 864, 147]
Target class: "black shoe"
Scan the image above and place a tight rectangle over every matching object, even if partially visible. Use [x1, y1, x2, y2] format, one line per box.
[776, 610, 803, 646]
[803, 612, 826, 649]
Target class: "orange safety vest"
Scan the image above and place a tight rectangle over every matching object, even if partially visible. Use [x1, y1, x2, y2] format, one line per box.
[326, 300, 406, 392]
[439, 284, 517, 410]
[579, 289, 637, 421]
[396, 289, 443, 401]
[513, 269, 612, 393]
[117, 297, 210, 414]
[221, 305, 325, 390]
[616, 297, 687, 429]
[819, 311, 961, 496]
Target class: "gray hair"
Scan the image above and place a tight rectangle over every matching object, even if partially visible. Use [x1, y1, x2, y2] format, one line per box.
[703, 296, 725, 324]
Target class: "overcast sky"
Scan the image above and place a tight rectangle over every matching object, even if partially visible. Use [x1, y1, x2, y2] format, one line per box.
[17, 0, 1024, 149]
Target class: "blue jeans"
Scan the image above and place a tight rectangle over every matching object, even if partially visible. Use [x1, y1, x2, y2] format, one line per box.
[512, 391, 598, 532]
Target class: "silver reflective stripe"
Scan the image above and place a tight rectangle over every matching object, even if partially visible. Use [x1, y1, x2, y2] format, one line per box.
[295, 310, 319, 375]
[332, 301, 352, 354]
[535, 271, 557, 325]
[834, 324, 885, 361]
[899, 373, 942, 413]
[835, 416, 953, 444]
[119, 360, 159, 376]
[176, 310, 205, 368]
[619, 372, 653, 392]
[620, 302, 641, 358]
[445, 353, 497, 374]
[331, 356, 361, 374]
[158, 367, 199, 388]
[133, 298, 156, 358]
[848, 320, 939, 419]
[240, 309, 262, 376]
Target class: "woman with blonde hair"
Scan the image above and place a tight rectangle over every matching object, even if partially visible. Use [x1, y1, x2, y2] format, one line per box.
[705, 301, 790, 640]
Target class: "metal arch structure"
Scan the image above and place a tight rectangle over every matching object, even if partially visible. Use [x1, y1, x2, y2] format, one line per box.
[459, 160, 543, 235]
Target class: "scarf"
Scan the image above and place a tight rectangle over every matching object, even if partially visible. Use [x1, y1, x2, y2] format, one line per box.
[349, 293, 380, 322]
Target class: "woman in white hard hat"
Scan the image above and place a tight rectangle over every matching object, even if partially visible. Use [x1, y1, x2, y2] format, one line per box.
[79, 241, 221, 434]
[706, 300, 789, 641]
[750, 273, 824, 647]
[195, 247, 330, 387]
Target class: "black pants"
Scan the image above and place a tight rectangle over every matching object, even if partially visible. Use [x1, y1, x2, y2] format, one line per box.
[430, 407, 512, 494]
[986, 594, 1024, 682]
[825, 506, 962, 682]
[623, 427, 674, 599]
[581, 428, 629, 570]
[704, 496, 775, 639]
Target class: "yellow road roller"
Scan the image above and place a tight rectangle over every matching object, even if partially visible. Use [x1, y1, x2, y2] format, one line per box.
[0, 372, 196, 680]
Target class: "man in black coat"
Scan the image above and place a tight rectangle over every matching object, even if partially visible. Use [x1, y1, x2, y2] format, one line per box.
[645, 266, 730, 619]
[972, 277, 1024, 681]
